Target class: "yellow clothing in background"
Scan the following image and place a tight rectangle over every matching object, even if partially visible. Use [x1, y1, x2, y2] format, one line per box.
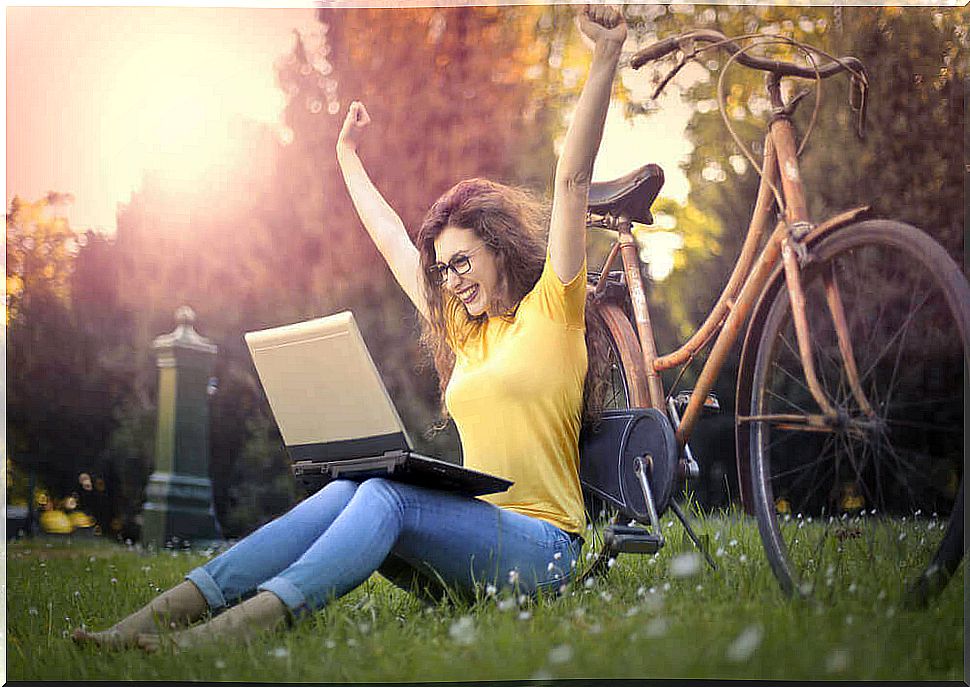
[445, 253, 588, 534]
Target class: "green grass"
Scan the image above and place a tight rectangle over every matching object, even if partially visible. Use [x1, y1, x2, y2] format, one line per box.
[7, 508, 965, 682]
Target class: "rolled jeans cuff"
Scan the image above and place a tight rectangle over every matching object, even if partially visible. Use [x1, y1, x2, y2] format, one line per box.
[185, 567, 227, 612]
[258, 576, 312, 619]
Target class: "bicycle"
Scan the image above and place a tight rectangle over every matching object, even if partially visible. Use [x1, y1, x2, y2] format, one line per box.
[576, 29, 968, 607]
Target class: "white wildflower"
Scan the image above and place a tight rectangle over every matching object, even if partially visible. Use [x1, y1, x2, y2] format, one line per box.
[547, 644, 573, 664]
[607, 557, 616, 568]
[599, 591, 612, 602]
[584, 577, 596, 589]
[848, 583, 857, 594]
[826, 648, 850, 673]
[268, 646, 289, 658]
[448, 615, 476, 646]
[645, 617, 668, 638]
[669, 552, 701, 578]
[553, 552, 562, 560]
[497, 598, 516, 611]
[726, 624, 763, 662]
[215, 659, 227, 669]
[110, 578, 118, 584]
[508, 569, 520, 584]
[662, 582, 670, 592]
[325, 639, 337, 649]
[715, 547, 726, 558]
[518, 610, 532, 621]
[739, 554, 748, 564]
[485, 584, 497, 597]
[547, 562, 556, 572]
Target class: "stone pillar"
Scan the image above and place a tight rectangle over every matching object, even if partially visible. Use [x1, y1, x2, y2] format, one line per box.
[142, 306, 221, 547]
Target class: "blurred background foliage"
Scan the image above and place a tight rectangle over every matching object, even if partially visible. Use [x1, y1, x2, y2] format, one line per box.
[6, 5, 966, 539]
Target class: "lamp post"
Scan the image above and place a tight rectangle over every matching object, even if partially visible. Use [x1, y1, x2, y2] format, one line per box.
[142, 306, 221, 548]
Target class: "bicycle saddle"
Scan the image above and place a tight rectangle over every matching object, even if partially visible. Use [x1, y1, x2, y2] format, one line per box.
[588, 163, 664, 226]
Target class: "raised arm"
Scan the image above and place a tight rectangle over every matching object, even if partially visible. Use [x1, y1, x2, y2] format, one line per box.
[336, 102, 430, 322]
[549, 5, 627, 283]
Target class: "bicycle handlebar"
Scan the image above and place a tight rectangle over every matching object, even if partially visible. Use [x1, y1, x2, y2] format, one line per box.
[630, 29, 866, 81]
[630, 29, 869, 139]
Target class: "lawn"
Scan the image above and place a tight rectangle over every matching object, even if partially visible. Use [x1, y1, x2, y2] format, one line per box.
[6, 509, 965, 682]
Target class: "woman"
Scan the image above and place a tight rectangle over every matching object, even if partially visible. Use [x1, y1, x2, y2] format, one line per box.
[73, 4, 626, 651]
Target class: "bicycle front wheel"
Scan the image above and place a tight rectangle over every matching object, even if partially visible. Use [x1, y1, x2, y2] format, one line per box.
[747, 220, 967, 603]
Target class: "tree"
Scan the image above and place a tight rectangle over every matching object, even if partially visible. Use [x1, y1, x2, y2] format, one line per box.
[6, 194, 122, 501]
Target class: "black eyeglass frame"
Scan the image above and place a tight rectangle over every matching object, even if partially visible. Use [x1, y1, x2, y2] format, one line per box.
[427, 243, 488, 286]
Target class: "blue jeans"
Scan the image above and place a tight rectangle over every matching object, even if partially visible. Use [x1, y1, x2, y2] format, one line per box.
[186, 478, 584, 618]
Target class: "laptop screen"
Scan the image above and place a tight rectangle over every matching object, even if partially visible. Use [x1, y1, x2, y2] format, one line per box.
[244, 311, 413, 458]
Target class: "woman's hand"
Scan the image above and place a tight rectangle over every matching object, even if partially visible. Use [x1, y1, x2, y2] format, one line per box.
[336, 101, 371, 156]
[576, 4, 627, 49]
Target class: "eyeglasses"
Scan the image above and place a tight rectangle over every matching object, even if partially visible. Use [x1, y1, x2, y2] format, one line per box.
[427, 243, 487, 286]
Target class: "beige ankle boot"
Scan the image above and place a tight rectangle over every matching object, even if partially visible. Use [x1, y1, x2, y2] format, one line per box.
[72, 579, 208, 650]
[137, 590, 289, 653]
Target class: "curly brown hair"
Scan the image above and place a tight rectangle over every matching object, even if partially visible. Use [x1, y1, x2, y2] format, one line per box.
[415, 178, 611, 430]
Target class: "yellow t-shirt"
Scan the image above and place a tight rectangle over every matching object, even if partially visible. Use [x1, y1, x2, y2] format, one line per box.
[444, 252, 587, 534]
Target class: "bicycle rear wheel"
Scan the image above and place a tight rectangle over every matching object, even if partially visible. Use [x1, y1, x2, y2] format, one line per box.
[747, 220, 967, 604]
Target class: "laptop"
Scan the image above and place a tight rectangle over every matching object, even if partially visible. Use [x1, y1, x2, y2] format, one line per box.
[244, 311, 513, 497]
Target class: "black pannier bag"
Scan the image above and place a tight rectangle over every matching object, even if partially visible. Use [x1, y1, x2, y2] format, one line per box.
[579, 408, 678, 525]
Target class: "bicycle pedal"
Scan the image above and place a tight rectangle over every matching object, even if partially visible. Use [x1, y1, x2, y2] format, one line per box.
[671, 390, 721, 416]
[603, 524, 664, 554]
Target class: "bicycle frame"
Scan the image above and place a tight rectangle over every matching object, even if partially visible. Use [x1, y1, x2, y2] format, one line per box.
[601, 74, 875, 455]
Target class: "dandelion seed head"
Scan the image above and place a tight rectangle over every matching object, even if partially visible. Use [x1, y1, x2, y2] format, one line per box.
[485, 584, 497, 596]
[669, 552, 701, 578]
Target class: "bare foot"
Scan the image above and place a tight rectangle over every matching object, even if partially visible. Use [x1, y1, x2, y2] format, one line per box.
[72, 627, 137, 650]
[135, 632, 169, 654]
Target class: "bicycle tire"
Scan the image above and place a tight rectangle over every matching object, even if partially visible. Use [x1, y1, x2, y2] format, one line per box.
[581, 302, 647, 524]
[747, 219, 967, 603]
